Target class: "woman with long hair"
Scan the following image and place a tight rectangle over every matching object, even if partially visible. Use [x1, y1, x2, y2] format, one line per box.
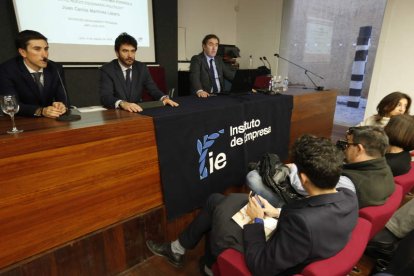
[358, 92, 411, 127]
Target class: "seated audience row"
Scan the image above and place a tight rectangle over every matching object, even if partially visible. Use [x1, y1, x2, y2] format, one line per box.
[147, 135, 358, 275]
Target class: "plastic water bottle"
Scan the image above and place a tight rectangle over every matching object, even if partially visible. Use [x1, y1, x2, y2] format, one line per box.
[268, 76, 273, 91]
[282, 77, 289, 92]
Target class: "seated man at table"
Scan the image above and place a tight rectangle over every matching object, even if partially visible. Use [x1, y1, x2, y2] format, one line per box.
[190, 34, 236, 98]
[0, 30, 67, 118]
[147, 135, 358, 275]
[247, 126, 395, 209]
[99, 33, 178, 112]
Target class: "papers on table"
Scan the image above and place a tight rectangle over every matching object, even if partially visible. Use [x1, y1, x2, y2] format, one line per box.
[77, 106, 107, 113]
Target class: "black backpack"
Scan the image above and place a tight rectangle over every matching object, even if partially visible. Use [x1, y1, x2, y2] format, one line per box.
[253, 153, 303, 205]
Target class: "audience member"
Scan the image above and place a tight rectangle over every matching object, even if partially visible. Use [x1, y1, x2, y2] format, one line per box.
[369, 198, 414, 275]
[147, 135, 358, 275]
[190, 34, 235, 98]
[357, 92, 411, 127]
[0, 30, 67, 118]
[247, 126, 394, 209]
[99, 33, 178, 112]
[384, 114, 414, 176]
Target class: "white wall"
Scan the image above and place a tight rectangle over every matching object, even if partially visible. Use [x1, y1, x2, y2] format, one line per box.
[178, 0, 238, 61]
[178, 0, 283, 74]
[365, 0, 414, 118]
[236, 0, 283, 72]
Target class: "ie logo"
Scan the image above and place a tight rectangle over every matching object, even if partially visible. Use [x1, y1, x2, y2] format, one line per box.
[197, 129, 226, 180]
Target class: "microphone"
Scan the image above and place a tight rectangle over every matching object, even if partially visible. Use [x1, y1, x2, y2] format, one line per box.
[258, 57, 271, 75]
[259, 57, 266, 67]
[263, 56, 271, 70]
[249, 55, 253, 69]
[44, 58, 81, 121]
[273, 53, 324, 91]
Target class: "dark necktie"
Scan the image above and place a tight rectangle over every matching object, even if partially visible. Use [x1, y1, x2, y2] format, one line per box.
[209, 59, 219, 93]
[125, 68, 132, 93]
[32, 72, 43, 94]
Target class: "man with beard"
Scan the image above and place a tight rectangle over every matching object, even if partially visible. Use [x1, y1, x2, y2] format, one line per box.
[99, 33, 178, 112]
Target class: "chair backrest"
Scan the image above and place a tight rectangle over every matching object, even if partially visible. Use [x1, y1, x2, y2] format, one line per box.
[298, 217, 372, 276]
[253, 75, 271, 89]
[359, 184, 403, 239]
[142, 66, 167, 101]
[394, 162, 414, 195]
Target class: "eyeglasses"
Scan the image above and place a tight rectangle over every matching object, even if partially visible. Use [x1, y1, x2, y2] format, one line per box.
[336, 139, 360, 151]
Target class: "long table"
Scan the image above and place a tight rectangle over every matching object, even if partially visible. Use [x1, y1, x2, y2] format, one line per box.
[0, 89, 336, 272]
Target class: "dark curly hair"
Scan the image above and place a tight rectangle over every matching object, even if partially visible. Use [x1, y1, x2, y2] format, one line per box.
[114, 32, 137, 52]
[291, 135, 344, 189]
[376, 92, 411, 121]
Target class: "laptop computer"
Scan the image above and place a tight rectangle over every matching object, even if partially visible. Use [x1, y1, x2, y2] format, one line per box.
[139, 100, 164, 109]
[226, 69, 259, 94]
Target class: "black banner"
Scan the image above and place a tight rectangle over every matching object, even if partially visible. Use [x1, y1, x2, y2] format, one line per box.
[143, 94, 293, 219]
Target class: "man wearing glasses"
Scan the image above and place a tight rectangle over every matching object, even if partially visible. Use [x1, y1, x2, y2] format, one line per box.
[335, 126, 394, 208]
[247, 126, 394, 209]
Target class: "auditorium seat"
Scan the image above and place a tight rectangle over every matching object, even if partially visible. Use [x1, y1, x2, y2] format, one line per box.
[253, 75, 271, 89]
[296, 217, 372, 276]
[358, 184, 403, 239]
[212, 218, 372, 276]
[394, 162, 414, 195]
[212, 248, 251, 276]
[142, 66, 168, 101]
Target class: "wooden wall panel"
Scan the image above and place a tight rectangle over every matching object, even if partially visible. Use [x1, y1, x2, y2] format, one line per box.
[288, 89, 337, 146]
[0, 111, 163, 270]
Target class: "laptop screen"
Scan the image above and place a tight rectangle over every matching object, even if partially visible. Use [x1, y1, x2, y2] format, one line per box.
[229, 69, 259, 93]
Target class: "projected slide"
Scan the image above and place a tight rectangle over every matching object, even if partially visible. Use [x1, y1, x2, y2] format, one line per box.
[13, 0, 156, 63]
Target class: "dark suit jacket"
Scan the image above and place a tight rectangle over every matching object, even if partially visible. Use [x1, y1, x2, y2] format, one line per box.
[242, 188, 358, 276]
[0, 56, 66, 117]
[189, 53, 235, 94]
[99, 59, 164, 108]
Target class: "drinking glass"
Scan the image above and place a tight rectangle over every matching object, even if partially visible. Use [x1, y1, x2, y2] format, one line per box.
[1, 95, 23, 134]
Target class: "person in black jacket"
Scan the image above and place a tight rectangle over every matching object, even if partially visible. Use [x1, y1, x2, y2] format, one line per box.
[384, 114, 414, 176]
[0, 30, 66, 118]
[146, 135, 358, 275]
[99, 33, 178, 112]
[190, 34, 235, 97]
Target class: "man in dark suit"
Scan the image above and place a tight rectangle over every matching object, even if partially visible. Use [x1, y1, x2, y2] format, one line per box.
[99, 33, 178, 112]
[147, 135, 358, 275]
[0, 30, 67, 118]
[190, 34, 235, 97]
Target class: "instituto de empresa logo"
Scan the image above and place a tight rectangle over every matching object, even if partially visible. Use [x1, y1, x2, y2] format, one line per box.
[196, 129, 226, 180]
[196, 119, 271, 180]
